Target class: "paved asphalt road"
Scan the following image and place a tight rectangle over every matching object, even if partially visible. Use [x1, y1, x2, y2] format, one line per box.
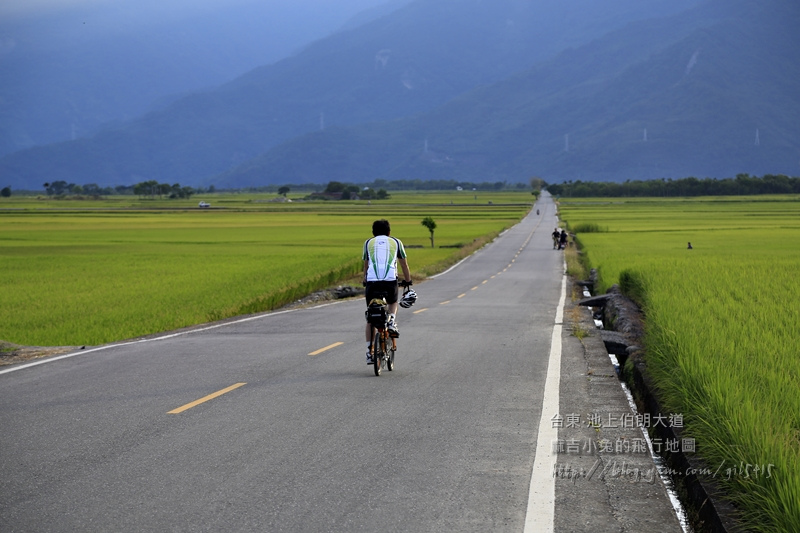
[0, 198, 682, 532]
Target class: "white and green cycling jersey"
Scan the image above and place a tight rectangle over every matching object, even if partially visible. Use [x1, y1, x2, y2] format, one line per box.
[363, 236, 407, 282]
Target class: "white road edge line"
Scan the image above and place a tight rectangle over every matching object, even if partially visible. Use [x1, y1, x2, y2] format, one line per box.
[0, 301, 343, 376]
[524, 268, 567, 532]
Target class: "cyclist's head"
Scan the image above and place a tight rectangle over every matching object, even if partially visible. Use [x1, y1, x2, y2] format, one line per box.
[372, 219, 390, 236]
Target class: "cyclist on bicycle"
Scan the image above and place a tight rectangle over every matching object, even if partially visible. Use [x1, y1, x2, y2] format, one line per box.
[363, 219, 411, 364]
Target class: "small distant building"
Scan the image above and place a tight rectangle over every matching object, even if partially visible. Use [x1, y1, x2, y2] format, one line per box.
[306, 191, 361, 201]
[307, 192, 344, 200]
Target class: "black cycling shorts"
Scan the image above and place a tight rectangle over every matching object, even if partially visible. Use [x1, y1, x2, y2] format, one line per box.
[365, 280, 399, 305]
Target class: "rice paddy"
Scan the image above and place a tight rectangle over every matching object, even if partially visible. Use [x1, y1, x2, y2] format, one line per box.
[0, 191, 532, 347]
[558, 195, 800, 532]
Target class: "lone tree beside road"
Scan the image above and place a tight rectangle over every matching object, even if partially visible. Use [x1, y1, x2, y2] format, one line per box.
[421, 216, 437, 248]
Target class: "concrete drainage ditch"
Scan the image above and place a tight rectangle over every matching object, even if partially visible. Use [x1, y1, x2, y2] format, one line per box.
[577, 273, 742, 533]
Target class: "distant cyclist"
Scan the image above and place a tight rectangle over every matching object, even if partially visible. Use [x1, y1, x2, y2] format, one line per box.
[363, 219, 412, 364]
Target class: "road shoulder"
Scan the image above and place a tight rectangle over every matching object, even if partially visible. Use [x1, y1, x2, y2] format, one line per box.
[553, 280, 683, 532]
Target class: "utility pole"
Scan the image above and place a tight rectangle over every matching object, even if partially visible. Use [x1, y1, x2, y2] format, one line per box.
[564, 134, 569, 153]
[755, 129, 760, 146]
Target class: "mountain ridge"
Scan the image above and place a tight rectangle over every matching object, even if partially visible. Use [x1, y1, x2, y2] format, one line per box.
[10, 0, 795, 190]
[214, 0, 799, 186]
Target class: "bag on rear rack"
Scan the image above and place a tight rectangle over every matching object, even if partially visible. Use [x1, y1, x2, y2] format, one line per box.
[365, 299, 387, 328]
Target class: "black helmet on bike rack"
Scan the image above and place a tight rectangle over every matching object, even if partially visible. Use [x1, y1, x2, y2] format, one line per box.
[399, 289, 417, 308]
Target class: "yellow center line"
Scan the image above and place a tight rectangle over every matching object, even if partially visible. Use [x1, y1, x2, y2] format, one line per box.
[482, 280, 488, 284]
[413, 308, 428, 314]
[308, 341, 344, 356]
[457, 293, 466, 299]
[491, 275, 496, 279]
[168, 383, 246, 414]
[440, 300, 451, 305]
[471, 286, 479, 291]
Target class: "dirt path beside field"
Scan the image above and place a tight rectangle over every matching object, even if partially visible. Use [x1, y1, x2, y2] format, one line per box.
[0, 342, 83, 366]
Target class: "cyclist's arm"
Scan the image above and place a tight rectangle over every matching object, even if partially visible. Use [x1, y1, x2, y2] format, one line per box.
[363, 259, 370, 284]
[398, 257, 411, 284]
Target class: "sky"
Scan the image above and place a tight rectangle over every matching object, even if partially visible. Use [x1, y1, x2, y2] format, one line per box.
[0, 0, 397, 22]
[0, 0, 403, 64]
[0, 0, 99, 18]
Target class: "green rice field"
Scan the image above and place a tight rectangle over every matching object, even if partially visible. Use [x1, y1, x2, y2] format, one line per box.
[558, 195, 800, 532]
[0, 191, 532, 347]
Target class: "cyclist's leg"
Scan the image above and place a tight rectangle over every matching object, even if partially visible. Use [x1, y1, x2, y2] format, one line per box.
[386, 331, 395, 371]
[366, 324, 374, 364]
[383, 281, 400, 336]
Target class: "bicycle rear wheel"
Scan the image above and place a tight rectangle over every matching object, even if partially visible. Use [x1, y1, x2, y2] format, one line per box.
[373, 335, 382, 376]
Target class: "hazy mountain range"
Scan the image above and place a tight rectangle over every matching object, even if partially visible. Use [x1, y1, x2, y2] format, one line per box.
[2, 0, 798, 190]
[0, 0, 406, 155]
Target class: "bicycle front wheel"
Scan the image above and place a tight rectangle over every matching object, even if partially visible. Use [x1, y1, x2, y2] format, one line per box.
[386, 339, 395, 372]
[386, 348, 394, 372]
